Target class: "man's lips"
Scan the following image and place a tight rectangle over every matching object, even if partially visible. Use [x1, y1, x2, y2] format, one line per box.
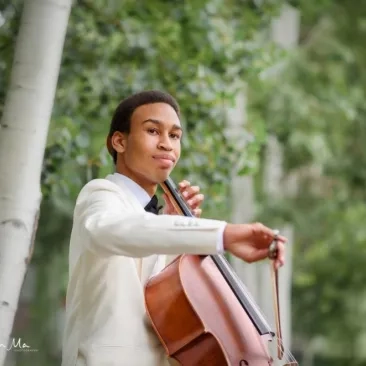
[152, 154, 175, 163]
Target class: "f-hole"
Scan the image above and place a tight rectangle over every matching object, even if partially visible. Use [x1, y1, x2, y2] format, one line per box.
[239, 361, 249, 366]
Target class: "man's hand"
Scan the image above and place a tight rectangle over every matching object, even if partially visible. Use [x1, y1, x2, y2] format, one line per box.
[163, 180, 203, 217]
[224, 223, 287, 269]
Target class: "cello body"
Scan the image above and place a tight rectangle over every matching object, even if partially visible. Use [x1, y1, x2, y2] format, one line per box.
[145, 254, 273, 366]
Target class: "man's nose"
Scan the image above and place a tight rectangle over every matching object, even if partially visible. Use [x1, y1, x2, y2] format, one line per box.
[158, 133, 173, 151]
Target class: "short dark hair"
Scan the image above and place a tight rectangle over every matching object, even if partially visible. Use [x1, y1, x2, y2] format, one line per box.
[107, 90, 180, 163]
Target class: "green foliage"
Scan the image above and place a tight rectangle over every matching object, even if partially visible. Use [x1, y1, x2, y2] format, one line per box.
[249, 0, 366, 359]
[0, 1, 23, 114]
[48, 0, 283, 210]
[289, 194, 366, 344]
[1, 2, 285, 365]
[6, 1, 366, 363]
[12, 0, 366, 362]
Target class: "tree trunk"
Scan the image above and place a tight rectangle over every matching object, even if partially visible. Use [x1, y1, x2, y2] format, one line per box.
[260, 4, 300, 358]
[227, 90, 261, 299]
[0, 1, 71, 364]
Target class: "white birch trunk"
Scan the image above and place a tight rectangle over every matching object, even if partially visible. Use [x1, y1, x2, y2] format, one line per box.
[0, 1, 71, 364]
[226, 90, 260, 299]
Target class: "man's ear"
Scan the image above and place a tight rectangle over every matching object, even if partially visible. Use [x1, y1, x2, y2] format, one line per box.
[111, 131, 127, 154]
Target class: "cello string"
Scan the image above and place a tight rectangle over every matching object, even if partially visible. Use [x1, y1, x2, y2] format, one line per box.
[215, 255, 278, 360]
[218, 255, 273, 330]
[217, 255, 298, 363]
[219, 254, 296, 363]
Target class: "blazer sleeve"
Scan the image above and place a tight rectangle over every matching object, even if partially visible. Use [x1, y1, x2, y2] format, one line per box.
[76, 182, 227, 258]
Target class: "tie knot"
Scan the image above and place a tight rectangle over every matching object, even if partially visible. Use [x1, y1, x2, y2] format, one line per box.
[150, 195, 158, 207]
[144, 195, 160, 214]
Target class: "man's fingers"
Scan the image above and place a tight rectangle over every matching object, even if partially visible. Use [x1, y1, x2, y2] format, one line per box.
[253, 223, 288, 243]
[182, 185, 200, 199]
[254, 222, 275, 238]
[187, 194, 204, 208]
[260, 226, 288, 245]
[178, 180, 190, 190]
[276, 241, 285, 263]
[192, 208, 202, 217]
[277, 235, 287, 243]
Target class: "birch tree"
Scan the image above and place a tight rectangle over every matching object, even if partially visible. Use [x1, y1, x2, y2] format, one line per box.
[0, 1, 72, 364]
[260, 3, 300, 354]
[229, 4, 300, 363]
[228, 89, 261, 299]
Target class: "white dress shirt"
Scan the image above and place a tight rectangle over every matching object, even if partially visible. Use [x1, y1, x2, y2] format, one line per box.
[112, 172, 225, 253]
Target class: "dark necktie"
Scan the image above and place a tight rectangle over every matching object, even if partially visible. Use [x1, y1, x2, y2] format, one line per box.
[144, 195, 161, 215]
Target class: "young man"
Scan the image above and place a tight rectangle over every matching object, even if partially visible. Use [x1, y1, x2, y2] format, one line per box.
[61, 90, 286, 366]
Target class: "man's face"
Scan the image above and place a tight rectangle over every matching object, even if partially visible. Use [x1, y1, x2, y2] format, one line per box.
[114, 102, 182, 185]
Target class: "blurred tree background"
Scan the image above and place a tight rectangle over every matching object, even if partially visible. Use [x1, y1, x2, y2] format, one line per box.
[1, 0, 366, 365]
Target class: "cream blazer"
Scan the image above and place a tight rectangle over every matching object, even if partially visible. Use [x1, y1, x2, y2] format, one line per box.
[61, 174, 226, 366]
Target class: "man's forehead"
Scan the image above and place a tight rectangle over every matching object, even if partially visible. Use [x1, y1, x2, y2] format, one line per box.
[132, 103, 181, 125]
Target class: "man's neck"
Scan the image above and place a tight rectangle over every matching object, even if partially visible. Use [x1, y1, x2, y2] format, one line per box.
[115, 167, 157, 197]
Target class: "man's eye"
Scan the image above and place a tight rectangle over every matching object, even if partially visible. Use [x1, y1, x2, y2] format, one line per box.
[170, 133, 181, 140]
[148, 128, 158, 134]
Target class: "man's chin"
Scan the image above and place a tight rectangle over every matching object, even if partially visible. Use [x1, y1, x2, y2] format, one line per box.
[153, 170, 172, 184]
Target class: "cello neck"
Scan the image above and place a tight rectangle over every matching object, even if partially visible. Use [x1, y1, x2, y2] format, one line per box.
[160, 177, 273, 335]
[160, 178, 193, 217]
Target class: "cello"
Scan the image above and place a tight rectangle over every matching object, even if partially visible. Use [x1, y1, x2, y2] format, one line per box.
[144, 177, 298, 366]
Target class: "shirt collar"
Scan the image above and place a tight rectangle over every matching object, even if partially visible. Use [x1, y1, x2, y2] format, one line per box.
[112, 172, 152, 208]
